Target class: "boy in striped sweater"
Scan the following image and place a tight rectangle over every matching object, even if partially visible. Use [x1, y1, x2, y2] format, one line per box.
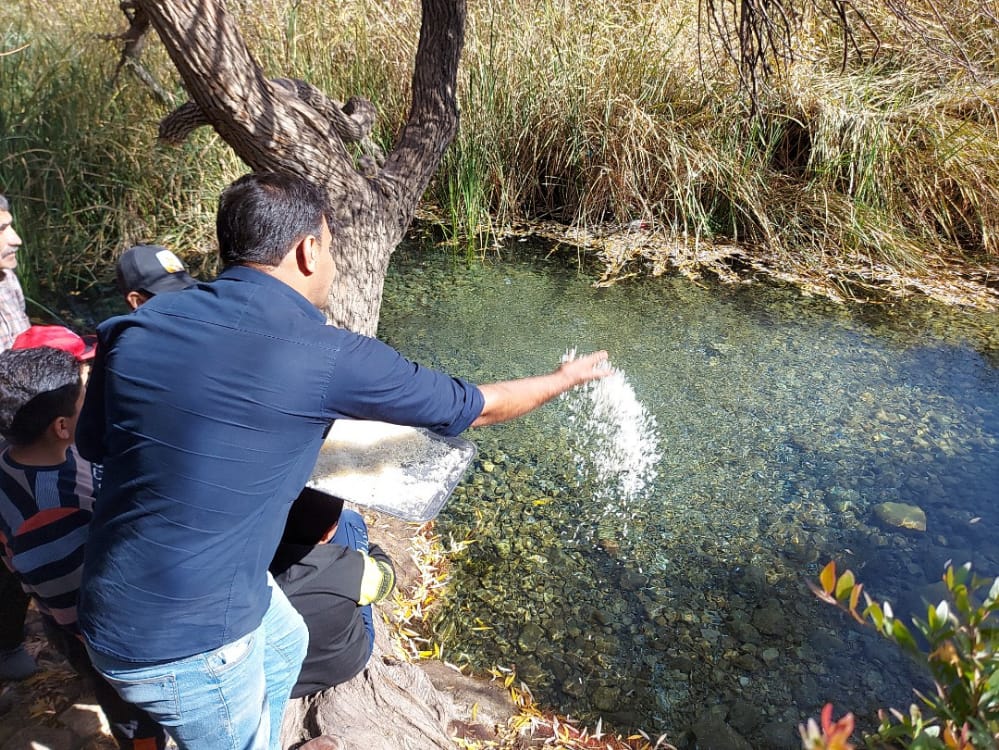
[0, 347, 166, 749]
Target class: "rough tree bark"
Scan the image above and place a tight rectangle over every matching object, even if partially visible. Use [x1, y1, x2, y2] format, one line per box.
[132, 0, 465, 336]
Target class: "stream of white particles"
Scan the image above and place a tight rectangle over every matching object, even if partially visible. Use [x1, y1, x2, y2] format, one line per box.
[560, 349, 661, 516]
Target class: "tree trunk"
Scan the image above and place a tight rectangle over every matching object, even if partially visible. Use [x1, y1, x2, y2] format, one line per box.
[135, 0, 465, 336]
[280, 617, 462, 750]
[123, 6, 497, 747]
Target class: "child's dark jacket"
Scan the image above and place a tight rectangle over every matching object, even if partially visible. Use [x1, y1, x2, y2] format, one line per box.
[270, 540, 392, 698]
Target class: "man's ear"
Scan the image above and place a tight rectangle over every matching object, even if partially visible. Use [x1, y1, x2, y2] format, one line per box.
[51, 416, 71, 441]
[125, 290, 147, 310]
[297, 234, 319, 275]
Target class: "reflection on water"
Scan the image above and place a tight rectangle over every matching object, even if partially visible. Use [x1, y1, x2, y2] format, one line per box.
[379, 241, 999, 746]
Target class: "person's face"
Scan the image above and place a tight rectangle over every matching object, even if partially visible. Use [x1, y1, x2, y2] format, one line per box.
[0, 211, 22, 271]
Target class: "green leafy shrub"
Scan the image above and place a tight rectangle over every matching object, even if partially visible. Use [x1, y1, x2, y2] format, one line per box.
[804, 561, 999, 749]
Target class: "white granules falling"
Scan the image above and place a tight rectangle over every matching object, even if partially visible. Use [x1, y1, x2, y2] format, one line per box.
[561, 349, 661, 504]
[308, 420, 475, 521]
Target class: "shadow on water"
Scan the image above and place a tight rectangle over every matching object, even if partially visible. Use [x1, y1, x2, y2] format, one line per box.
[379, 240, 998, 747]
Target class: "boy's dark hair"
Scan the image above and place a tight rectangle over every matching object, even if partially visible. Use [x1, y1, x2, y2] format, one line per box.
[0, 348, 82, 447]
[216, 172, 336, 268]
[282, 487, 344, 545]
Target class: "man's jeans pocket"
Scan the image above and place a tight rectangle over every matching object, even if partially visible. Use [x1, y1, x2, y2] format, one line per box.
[96, 668, 181, 722]
[88, 632, 270, 750]
[206, 632, 255, 677]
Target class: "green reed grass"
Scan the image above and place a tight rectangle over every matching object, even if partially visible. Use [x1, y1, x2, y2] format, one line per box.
[2, 0, 997, 311]
[1, 3, 244, 312]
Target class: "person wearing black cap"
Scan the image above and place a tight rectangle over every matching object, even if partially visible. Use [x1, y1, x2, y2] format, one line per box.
[115, 244, 197, 310]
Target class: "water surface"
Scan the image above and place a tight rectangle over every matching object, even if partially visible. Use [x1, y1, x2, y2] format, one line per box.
[379, 241, 999, 746]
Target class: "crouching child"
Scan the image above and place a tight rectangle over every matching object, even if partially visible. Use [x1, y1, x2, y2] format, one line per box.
[270, 488, 395, 698]
[0, 347, 166, 749]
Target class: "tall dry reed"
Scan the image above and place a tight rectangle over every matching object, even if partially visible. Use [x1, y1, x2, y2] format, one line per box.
[2, 0, 997, 309]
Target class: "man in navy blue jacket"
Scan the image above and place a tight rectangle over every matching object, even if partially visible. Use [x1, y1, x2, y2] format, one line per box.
[77, 171, 609, 750]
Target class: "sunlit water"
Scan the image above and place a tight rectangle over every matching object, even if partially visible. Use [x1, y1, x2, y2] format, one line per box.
[379, 242, 999, 747]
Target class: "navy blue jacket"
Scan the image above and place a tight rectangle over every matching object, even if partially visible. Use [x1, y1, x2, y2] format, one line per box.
[77, 266, 483, 662]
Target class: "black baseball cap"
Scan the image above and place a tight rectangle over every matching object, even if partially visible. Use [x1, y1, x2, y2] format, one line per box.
[116, 244, 196, 297]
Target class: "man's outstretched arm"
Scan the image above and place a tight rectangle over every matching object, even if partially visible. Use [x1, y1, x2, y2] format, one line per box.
[471, 350, 610, 427]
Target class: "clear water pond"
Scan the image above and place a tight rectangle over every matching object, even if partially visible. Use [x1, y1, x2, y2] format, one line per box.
[378, 242, 999, 747]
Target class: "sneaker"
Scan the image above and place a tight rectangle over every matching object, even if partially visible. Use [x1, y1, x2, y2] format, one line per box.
[0, 645, 37, 681]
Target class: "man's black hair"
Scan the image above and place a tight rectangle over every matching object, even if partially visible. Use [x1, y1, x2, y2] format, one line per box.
[282, 487, 345, 545]
[0, 348, 81, 447]
[216, 172, 335, 268]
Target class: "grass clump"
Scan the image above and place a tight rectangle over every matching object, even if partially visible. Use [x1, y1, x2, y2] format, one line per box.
[439, 0, 999, 306]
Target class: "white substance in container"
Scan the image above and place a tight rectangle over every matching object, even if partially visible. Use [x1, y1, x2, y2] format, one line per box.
[308, 419, 477, 522]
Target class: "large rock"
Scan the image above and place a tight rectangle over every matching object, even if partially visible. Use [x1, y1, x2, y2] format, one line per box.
[750, 605, 788, 638]
[873, 502, 927, 532]
[758, 720, 802, 750]
[691, 705, 754, 750]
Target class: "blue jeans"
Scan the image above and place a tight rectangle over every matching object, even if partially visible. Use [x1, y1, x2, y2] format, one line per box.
[86, 577, 307, 750]
[331, 508, 374, 658]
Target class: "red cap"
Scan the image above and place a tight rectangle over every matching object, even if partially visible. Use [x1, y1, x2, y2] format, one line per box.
[12, 325, 97, 362]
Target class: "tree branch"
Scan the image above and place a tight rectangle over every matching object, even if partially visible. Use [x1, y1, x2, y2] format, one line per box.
[135, 0, 368, 199]
[101, 0, 173, 106]
[380, 0, 466, 231]
[159, 78, 384, 177]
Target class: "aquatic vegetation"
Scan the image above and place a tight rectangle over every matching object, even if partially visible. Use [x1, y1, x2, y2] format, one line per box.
[809, 561, 999, 749]
[387, 520, 471, 662]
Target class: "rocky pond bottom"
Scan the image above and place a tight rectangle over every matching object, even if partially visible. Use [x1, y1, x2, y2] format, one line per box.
[378, 242, 999, 749]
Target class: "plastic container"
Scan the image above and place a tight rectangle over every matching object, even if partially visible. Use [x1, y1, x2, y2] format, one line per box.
[307, 419, 477, 522]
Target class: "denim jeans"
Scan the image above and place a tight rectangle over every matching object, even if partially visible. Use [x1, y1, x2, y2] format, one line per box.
[86, 577, 308, 750]
[331, 508, 374, 658]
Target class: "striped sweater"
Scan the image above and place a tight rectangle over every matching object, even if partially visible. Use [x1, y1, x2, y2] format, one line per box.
[0, 444, 100, 633]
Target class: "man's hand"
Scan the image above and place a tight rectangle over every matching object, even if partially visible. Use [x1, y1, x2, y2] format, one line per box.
[555, 350, 612, 389]
[472, 350, 612, 427]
